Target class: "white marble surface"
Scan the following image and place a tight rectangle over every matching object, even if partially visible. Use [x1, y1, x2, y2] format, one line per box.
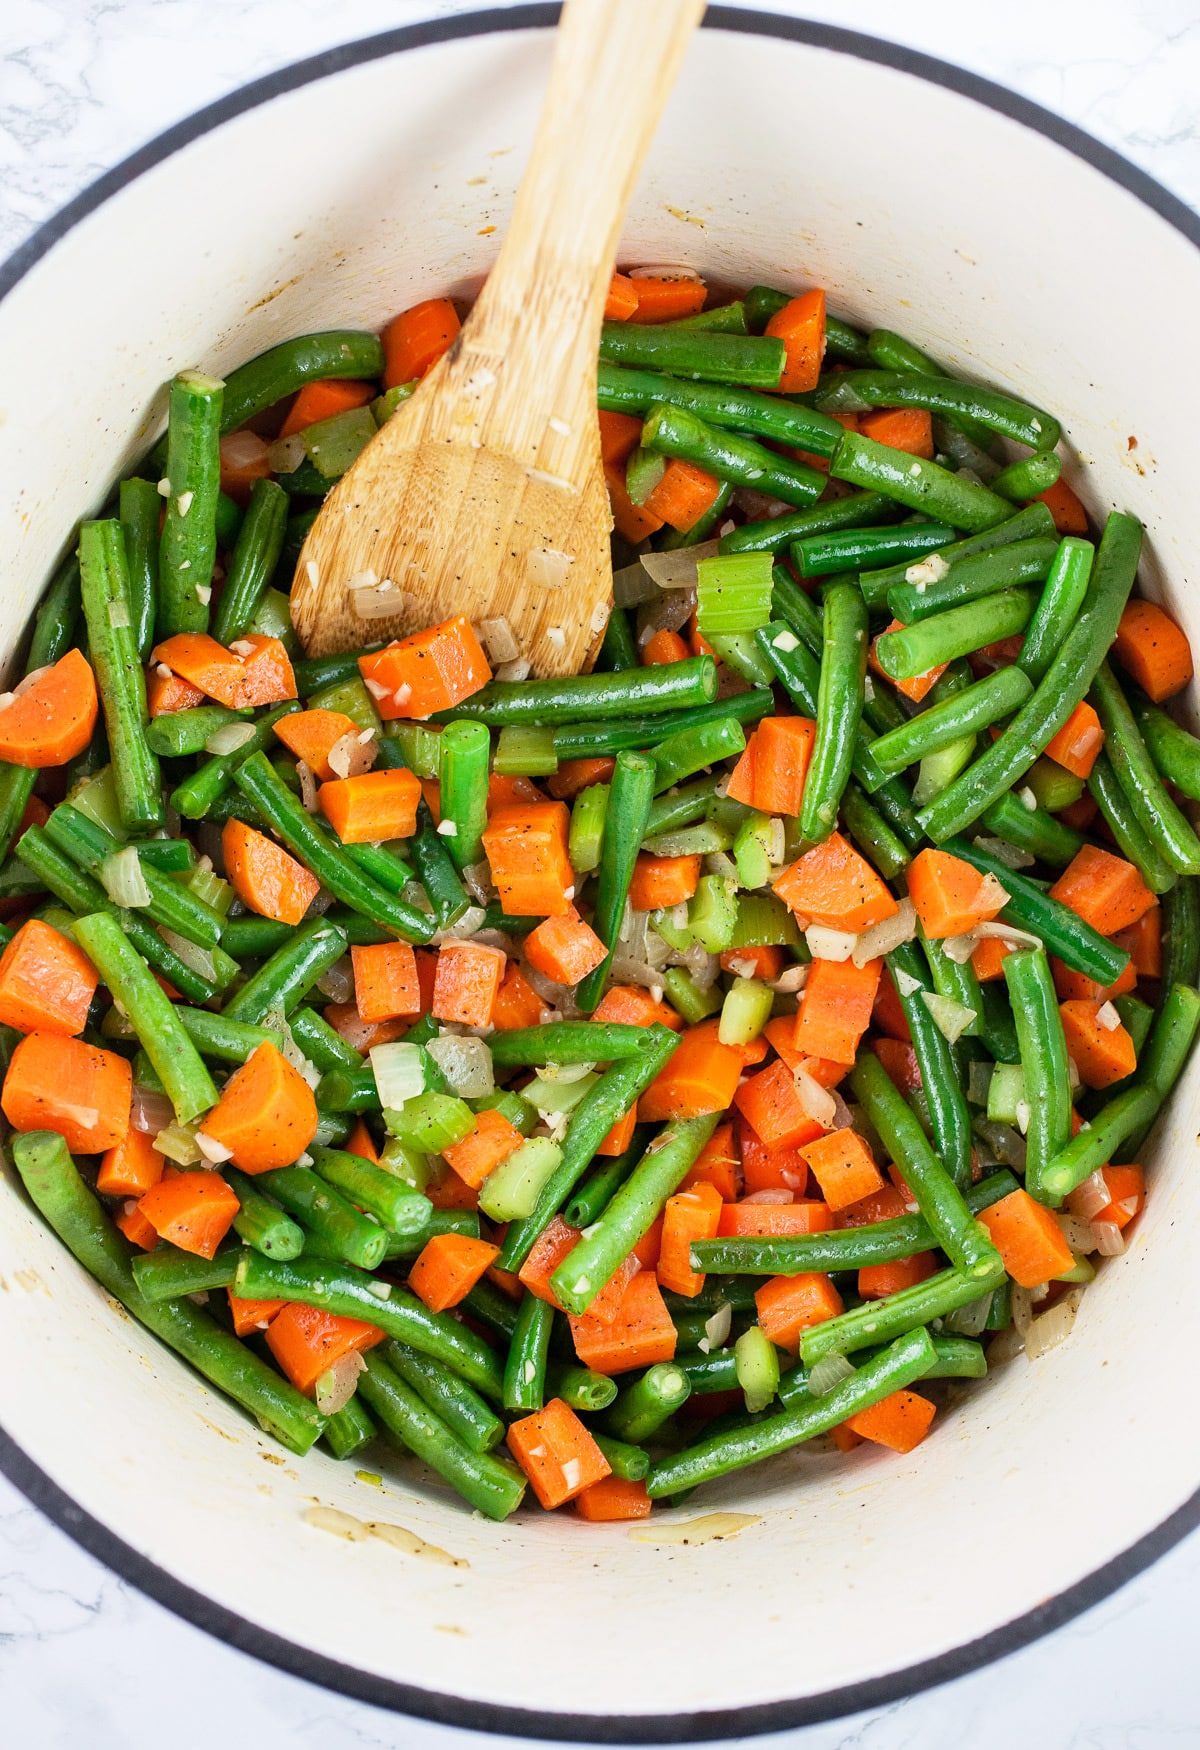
[2, 1, 1200, 1743]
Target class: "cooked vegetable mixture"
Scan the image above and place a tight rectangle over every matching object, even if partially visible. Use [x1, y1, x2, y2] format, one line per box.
[6, 267, 1199, 1523]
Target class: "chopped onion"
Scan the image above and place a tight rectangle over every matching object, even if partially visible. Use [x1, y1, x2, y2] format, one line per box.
[131, 1084, 175, 1135]
[640, 541, 720, 591]
[636, 588, 694, 640]
[705, 851, 738, 881]
[195, 1130, 234, 1164]
[1070, 1168, 1112, 1222]
[220, 431, 269, 474]
[851, 897, 917, 967]
[702, 1303, 732, 1350]
[769, 964, 808, 995]
[903, 553, 949, 587]
[972, 834, 1035, 871]
[974, 872, 1011, 912]
[893, 967, 923, 998]
[680, 942, 719, 989]
[1092, 1219, 1126, 1256]
[628, 263, 702, 280]
[351, 578, 417, 623]
[159, 928, 217, 985]
[327, 730, 377, 779]
[107, 598, 131, 629]
[315, 1351, 366, 1415]
[296, 759, 319, 813]
[315, 955, 355, 1004]
[805, 925, 857, 963]
[496, 657, 532, 683]
[433, 905, 489, 943]
[204, 722, 255, 756]
[793, 1064, 836, 1127]
[975, 920, 1044, 950]
[427, 1035, 495, 1099]
[807, 1352, 855, 1397]
[1025, 1287, 1084, 1360]
[941, 931, 979, 964]
[732, 487, 792, 521]
[742, 1188, 794, 1205]
[100, 846, 152, 909]
[1096, 1001, 1121, 1032]
[268, 433, 307, 474]
[1010, 1284, 1035, 1339]
[609, 955, 661, 991]
[1058, 1211, 1099, 1253]
[477, 616, 520, 663]
[462, 861, 495, 905]
[612, 562, 659, 609]
[278, 1024, 321, 1090]
[537, 1061, 596, 1084]
[921, 989, 977, 1045]
[370, 1041, 426, 1108]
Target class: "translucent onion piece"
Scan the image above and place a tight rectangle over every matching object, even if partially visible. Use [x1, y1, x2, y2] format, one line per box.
[327, 730, 377, 780]
[612, 562, 659, 609]
[268, 433, 307, 474]
[131, 1085, 175, 1135]
[921, 989, 977, 1045]
[1091, 1219, 1126, 1257]
[195, 1129, 234, 1164]
[972, 834, 1035, 871]
[742, 1189, 794, 1205]
[1058, 1212, 1100, 1254]
[315, 1351, 366, 1415]
[100, 846, 152, 909]
[204, 722, 255, 756]
[807, 1353, 855, 1397]
[792, 1065, 836, 1127]
[476, 617, 520, 664]
[315, 955, 355, 1004]
[1024, 1287, 1084, 1360]
[852, 897, 918, 968]
[893, 967, 923, 998]
[159, 928, 217, 984]
[426, 1035, 495, 1099]
[1070, 1168, 1112, 1222]
[640, 541, 720, 591]
[637, 588, 694, 641]
[806, 925, 857, 963]
[295, 759, 319, 813]
[370, 1042, 426, 1107]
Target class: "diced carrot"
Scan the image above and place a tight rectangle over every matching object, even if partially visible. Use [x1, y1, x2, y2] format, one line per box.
[734, 1058, 826, 1153]
[872, 966, 912, 1042]
[731, 1035, 769, 1069]
[793, 956, 882, 1066]
[680, 1120, 740, 1201]
[752, 716, 817, 816]
[837, 1183, 910, 1226]
[873, 1036, 922, 1096]
[642, 627, 690, 666]
[1032, 477, 1088, 535]
[1113, 599, 1194, 702]
[2, 1031, 130, 1153]
[116, 1202, 159, 1250]
[524, 904, 607, 985]
[628, 853, 701, 912]
[859, 407, 935, 458]
[507, 1397, 610, 1509]
[869, 620, 947, 703]
[0, 918, 97, 1037]
[643, 459, 722, 532]
[1059, 998, 1138, 1088]
[426, 1164, 480, 1211]
[518, 1215, 582, 1310]
[545, 758, 616, 801]
[1050, 954, 1137, 1003]
[688, 611, 716, 659]
[0, 648, 98, 768]
[203, 1041, 318, 1175]
[737, 1117, 808, 1196]
[755, 1271, 843, 1350]
[859, 1252, 937, 1299]
[593, 984, 683, 1031]
[1113, 908, 1162, 979]
[345, 1117, 380, 1165]
[722, 944, 786, 983]
[318, 767, 422, 845]
[490, 962, 546, 1031]
[1067, 1162, 1145, 1230]
[605, 462, 665, 542]
[408, 1232, 500, 1313]
[265, 1300, 384, 1396]
[627, 275, 707, 323]
[774, 832, 899, 932]
[1049, 845, 1156, 936]
[829, 1423, 863, 1453]
[137, 1171, 240, 1260]
[97, 1127, 165, 1198]
[976, 1187, 1074, 1286]
[218, 430, 272, 505]
[146, 667, 205, 716]
[657, 1181, 723, 1297]
[639, 1019, 744, 1123]
[799, 1128, 883, 1212]
[598, 409, 643, 469]
[574, 1475, 652, 1520]
[971, 936, 1013, 982]
[1044, 700, 1105, 779]
[765, 289, 826, 393]
[227, 1293, 286, 1338]
[151, 632, 296, 710]
[482, 801, 574, 918]
[351, 941, 421, 1023]
[605, 271, 640, 322]
[228, 634, 297, 707]
[432, 940, 506, 1027]
[725, 733, 758, 806]
[222, 818, 320, 927]
[717, 1199, 831, 1237]
[279, 378, 374, 438]
[486, 772, 544, 810]
[907, 848, 1008, 939]
[441, 1110, 522, 1193]
[421, 777, 443, 822]
[382, 297, 460, 388]
[273, 708, 361, 781]
[323, 1002, 406, 1054]
[596, 1104, 637, 1157]
[846, 1388, 936, 1453]
[568, 1271, 676, 1374]
[358, 616, 491, 721]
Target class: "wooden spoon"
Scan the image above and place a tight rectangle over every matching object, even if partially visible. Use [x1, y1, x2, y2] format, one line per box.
[291, 0, 705, 668]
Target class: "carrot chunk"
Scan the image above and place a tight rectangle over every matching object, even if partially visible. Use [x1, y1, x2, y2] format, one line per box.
[628, 853, 701, 912]
[279, 378, 374, 437]
[523, 904, 607, 985]
[481, 801, 574, 917]
[869, 619, 946, 703]
[568, 1271, 676, 1374]
[859, 407, 935, 458]
[1113, 599, 1194, 702]
[594, 983, 683, 1031]
[574, 1476, 652, 1521]
[799, 1128, 884, 1212]
[317, 767, 421, 845]
[351, 941, 422, 1023]
[774, 832, 899, 932]
[227, 1293, 286, 1338]
[643, 459, 722, 532]
[755, 1271, 843, 1349]
[2, 1031, 130, 1153]
[907, 848, 1008, 939]
[546, 757, 616, 801]
[382, 297, 460, 388]
[146, 667, 205, 717]
[845, 1388, 936, 1452]
[0, 648, 98, 768]
[717, 1200, 831, 1237]
[793, 956, 882, 1066]
[754, 716, 817, 816]
[976, 1187, 1074, 1286]
[679, 1120, 741, 1201]
[490, 961, 546, 1031]
[218, 431, 272, 505]
[151, 632, 296, 709]
[1050, 955, 1136, 1004]
[358, 616, 491, 721]
[1049, 844, 1156, 936]
[859, 1252, 937, 1299]
[1032, 477, 1088, 535]
[266, 1300, 384, 1396]
[604, 272, 640, 322]
[872, 1036, 922, 1095]
[598, 409, 643, 469]
[274, 708, 361, 781]
[202, 1041, 318, 1175]
[971, 937, 1013, 982]
[443, 1107, 524, 1190]
[115, 1202, 160, 1250]
[765, 288, 826, 393]
[1113, 908, 1162, 979]
[1043, 699, 1104, 779]
[432, 940, 506, 1027]
[596, 1104, 637, 1158]
[1059, 998, 1138, 1088]
[97, 1127, 165, 1198]
[605, 463, 665, 542]
[657, 1181, 723, 1297]
[1067, 1162, 1145, 1230]
[639, 1019, 744, 1122]
[627, 275, 707, 323]
[138, 1171, 240, 1260]
[734, 1058, 827, 1153]
[345, 1118, 380, 1165]
[642, 628, 690, 667]
[0, 918, 98, 1037]
[408, 1232, 500, 1313]
[507, 1398, 611, 1508]
[222, 818, 320, 927]
[518, 1215, 583, 1310]
[737, 1118, 808, 1196]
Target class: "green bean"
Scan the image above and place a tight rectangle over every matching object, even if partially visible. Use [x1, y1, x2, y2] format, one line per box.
[667, 300, 748, 333]
[886, 538, 1059, 625]
[831, 430, 1011, 532]
[809, 1257, 1002, 1366]
[0, 767, 36, 871]
[649, 716, 746, 795]
[323, 1397, 377, 1461]
[992, 452, 1063, 502]
[872, 666, 1033, 777]
[357, 1354, 523, 1521]
[641, 403, 822, 508]
[145, 705, 251, 758]
[216, 331, 384, 436]
[130, 1244, 238, 1301]
[819, 371, 1060, 452]
[384, 1340, 505, 1454]
[1135, 699, 1200, 802]
[978, 791, 1083, 869]
[917, 512, 1143, 841]
[489, 1024, 647, 1068]
[434, 656, 716, 726]
[1090, 661, 1200, 876]
[549, 1113, 719, 1315]
[598, 322, 787, 388]
[311, 1147, 431, 1237]
[316, 1065, 383, 1114]
[545, 1362, 619, 1414]
[235, 1252, 504, 1401]
[221, 918, 348, 1025]
[597, 361, 844, 458]
[28, 549, 83, 670]
[1162, 878, 1200, 990]
[285, 1007, 359, 1076]
[221, 1165, 305, 1260]
[461, 1279, 520, 1342]
[118, 477, 161, 660]
[1133, 983, 1200, 1100]
[232, 752, 434, 943]
[603, 1362, 691, 1442]
[210, 476, 287, 645]
[577, 751, 656, 1012]
[14, 1135, 323, 1453]
[157, 370, 223, 635]
[644, 773, 723, 838]
[1037, 1086, 1159, 1204]
[171, 699, 301, 819]
[551, 689, 771, 761]
[721, 490, 902, 558]
[503, 1292, 554, 1414]
[754, 623, 888, 794]
[792, 523, 955, 580]
[596, 605, 638, 673]
[438, 721, 490, 871]
[866, 328, 940, 374]
[922, 931, 983, 1040]
[1087, 749, 1177, 895]
[78, 521, 163, 831]
[1001, 950, 1072, 1203]
[343, 842, 414, 895]
[399, 804, 466, 934]
[257, 1165, 387, 1270]
[798, 583, 867, 842]
[945, 836, 1130, 984]
[841, 781, 911, 879]
[44, 804, 222, 949]
[779, 1331, 986, 1405]
[874, 589, 1036, 682]
[563, 1135, 647, 1230]
[647, 1327, 935, 1498]
[675, 1350, 742, 1394]
[885, 945, 975, 1193]
[859, 503, 1057, 610]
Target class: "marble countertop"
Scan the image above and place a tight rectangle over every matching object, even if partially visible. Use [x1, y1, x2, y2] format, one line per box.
[2, 1, 1200, 1744]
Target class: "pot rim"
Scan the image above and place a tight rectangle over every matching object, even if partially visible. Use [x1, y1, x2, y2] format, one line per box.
[3, 5, 1199, 1737]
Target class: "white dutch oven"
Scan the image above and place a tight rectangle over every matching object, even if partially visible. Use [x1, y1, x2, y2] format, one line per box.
[1, 8, 1198, 1738]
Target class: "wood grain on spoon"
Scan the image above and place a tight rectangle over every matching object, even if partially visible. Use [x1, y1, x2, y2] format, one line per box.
[292, 0, 705, 669]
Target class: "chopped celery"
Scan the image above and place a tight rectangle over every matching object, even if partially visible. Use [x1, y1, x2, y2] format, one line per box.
[372, 382, 416, 426]
[729, 890, 802, 948]
[385, 722, 442, 780]
[696, 551, 774, 635]
[383, 1091, 475, 1153]
[650, 906, 694, 952]
[479, 1136, 563, 1221]
[525, 1070, 600, 1115]
[183, 862, 234, 916]
[733, 811, 781, 890]
[687, 873, 739, 952]
[719, 977, 774, 1046]
[378, 1137, 431, 1193]
[569, 783, 608, 875]
[626, 446, 666, 507]
[70, 767, 126, 840]
[309, 675, 383, 737]
[1056, 1253, 1097, 1284]
[470, 1088, 538, 1136]
[1025, 755, 1084, 813]
[248, 585, 299, 657]
[734, 1325, 780, 1413]
[986, 1062, 1026, 1125]
[304, 405, 378, 478]
[495, 725, 558, 777]
[662, 966, 722, 1024]
[643, 821, 732, 859]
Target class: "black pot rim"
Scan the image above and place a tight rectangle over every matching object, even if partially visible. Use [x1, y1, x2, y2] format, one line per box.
[3, 6, 1199, 1739]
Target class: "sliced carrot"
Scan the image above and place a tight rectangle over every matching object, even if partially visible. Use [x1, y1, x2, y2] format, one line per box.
[605, 462, 665, 543]
[432, 940, 506, 1027]
[486, 772, 544, 810]
[627, 275, 707, 323]
[722, 944, 786, 983]
[1049, 844, 1156, 936]
[1050, 955, 1136, 1004]
[774, 832, 899, 932]
[793, 956, 882, 1066]
[971, 936, 1013, 982]
[872, 966, 912, 1042]
[907, 847, 1008, 939]
[274, 708, 361, 781]
[753, 715, 817, 816]
[545, 757, 616, 801]
[799, 1128, 884, 1212]
[642, 627, 690, 666]
[604, 271, 640, 322]
[0, 648, 98, 768]
[873, 1036, 922, 1096]
[265, 1300, 384, 1396]
[518, 1215, 583, 1310]
[278, 378, 374, 438]
[382, 297, 460, 388]
[318, 767, 422, 845]
[1044, 700, 1104, 779]
[597, 1103, 638, 1158]
[151, 632, 296, 709]
[845, 1388, 936, 1453]
[680, 1120, 740, 1201]
[426, 1164, 479, 1212]
[643, 459, 722, 532]
[345, 1117, 380, 1165]
[1032, 477, 1088, 535]
[755, 1271, 843, 1350]
[837, 1183, 910, 1226]
[1059, 999, 1138, 1088]
[1067, 1162, 1145, 1231]
[358, 616, 491, 721]
[351, 941, 421, 1023]
[507, 1397, 610, 1508]
[734, 1058, 826, 1153]
[146, 667, 204, 717]
[688, 611, 716, 659]
[490, 962, 546, 1031]
[138, 1171, 240, 1260]
[829, 1423, 863, 1453]
[222, 818, 320, 926]
[598, 409, 643, 469]
[231, 634, 297, 707]
[218, 430, 272, 505]
[765, 288, 826, 393]
[568, 1271, 676, 1374]
[737, 1118, 808, 1196]
[408, 1232, 500, 1313]
[869, 620, 947, 703]
[203, 1041, 318, 1175]
[97, 1127, 165, 1198]
[324, 1002, 406, 1054]
[593, 984, 683, 1031]
[2, 1031, 130, 1153]
[628, 853, 701, 912]
[0, 918, 97, 1037]
[574, 1475, 652, 1521]
[639, 1019, 745, 1123]
[524, 904, 607, 985]
[116, 1202, 159, 1250]
[657, 1181, 723, 1297]
[1113, 599, 1194, 702]
[443, 1107, 524, 1190]
[725, 733, 758, 806]
[227, 1293, 286, 1338]
[481, 801, 574, 918]
[859, 1252, 937, 1300]
[1113, 908, 1162, 979]
[859, 407, 935, 458]
[717, 1199, 831, 1238]
[976, 1187, 1074, 1286]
